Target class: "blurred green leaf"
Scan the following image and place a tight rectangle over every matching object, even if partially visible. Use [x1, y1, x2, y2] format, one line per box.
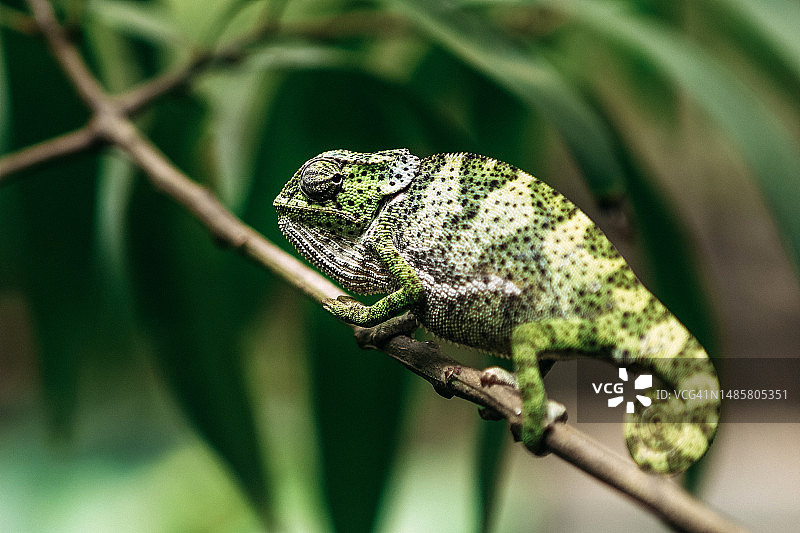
[476, 421, 509, 533]
[475, 355, 513, 533]
[246, 43, 356, 72]
[128, 97, 274, 523]
[713, 0, 800, 87]
[388, 0, 627, 201]
[0, 32, 15, 286]
[163, 0, 251, 47]
[254, 69, 430, 532]
[82, 5, 148, 350]
[0, 37, 9, 152]
[571, 0, 800, 279]
[2, 25, 98, 434]
[196, 43, 356, 212]
[308, 308, 409, 533]
[87, 0, 189, 49]
[85, 4, 147, 93]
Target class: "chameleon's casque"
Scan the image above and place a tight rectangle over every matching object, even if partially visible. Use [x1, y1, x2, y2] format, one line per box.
[274, 148, 720, 474]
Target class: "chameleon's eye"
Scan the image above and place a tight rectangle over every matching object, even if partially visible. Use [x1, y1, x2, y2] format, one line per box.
[300, 158, 344, 202]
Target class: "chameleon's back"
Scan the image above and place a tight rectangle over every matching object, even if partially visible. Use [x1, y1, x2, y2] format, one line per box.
[386, 153, 719, 473]
[388, 153, 631, 356]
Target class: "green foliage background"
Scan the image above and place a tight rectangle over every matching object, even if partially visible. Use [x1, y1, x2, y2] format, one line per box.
[1, 0, 799, 531]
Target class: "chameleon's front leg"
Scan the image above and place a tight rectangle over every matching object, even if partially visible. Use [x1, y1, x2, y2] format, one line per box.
[324, 226, 423, 327]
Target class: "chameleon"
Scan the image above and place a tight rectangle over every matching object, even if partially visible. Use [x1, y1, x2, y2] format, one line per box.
[273, 148, 720, 474]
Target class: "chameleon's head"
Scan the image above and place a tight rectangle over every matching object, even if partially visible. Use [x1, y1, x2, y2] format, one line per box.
[274, 149, 419, 231]
[273, 149, 420, 292]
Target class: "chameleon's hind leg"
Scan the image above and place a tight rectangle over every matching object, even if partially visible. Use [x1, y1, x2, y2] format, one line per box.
[480, 358, 563, 434]
[512, 318, 598, 454]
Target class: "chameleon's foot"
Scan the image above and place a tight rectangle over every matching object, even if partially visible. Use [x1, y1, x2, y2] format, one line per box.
[354, 312, 419, 349]
[477, 367, 517, 421]
[323, 295, 374, 326]
[480, 366, 518, 389]
[521, 400, 567, 456]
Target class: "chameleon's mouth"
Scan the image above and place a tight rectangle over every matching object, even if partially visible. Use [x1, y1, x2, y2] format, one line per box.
[273, 200, 363, 225]
[276, 215, 396, 295]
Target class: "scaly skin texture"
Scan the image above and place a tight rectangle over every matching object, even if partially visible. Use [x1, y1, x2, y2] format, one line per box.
[274, 149, 720, 474]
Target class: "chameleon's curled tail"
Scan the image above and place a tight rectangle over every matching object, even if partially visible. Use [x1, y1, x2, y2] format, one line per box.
[624, 343, 720, 475]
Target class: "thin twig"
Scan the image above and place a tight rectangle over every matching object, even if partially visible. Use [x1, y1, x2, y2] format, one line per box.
[117, 52, 216, 116]
[25, 0, 108, 112]
[117, 10, 410, 115]
[4, 3, 748, 532]
[0, 125, 98, 182]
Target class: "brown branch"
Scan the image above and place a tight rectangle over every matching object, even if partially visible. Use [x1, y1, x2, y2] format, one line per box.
[90, 112, 341, 303]
[25, 0, 108, 112]
[3, 3, 747, 532]
[116, 52, 216, 116]
[354, 318, 745, 533]
[0, 125, 99, 182]
[547, 425, 742, 533]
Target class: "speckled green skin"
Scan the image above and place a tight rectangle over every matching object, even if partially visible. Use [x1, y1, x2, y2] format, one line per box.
[274, 149, 720, 474]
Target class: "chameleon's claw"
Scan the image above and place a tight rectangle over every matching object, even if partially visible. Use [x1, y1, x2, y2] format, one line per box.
[480, 366, 566, 455]
[547, 400, 568, 424]
[354, 312, 420, 349]
[322, 295, 360, 309]
[480, 366, 519, 389]
[520, 400, 568, 456]
[323, 295, 370, 324]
